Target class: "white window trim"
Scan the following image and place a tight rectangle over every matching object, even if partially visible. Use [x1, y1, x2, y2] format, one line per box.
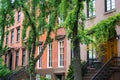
[37, 45, 42, 68]
[106, 0, 115, 11]
[46, 74, 51, 79]
[48, 15, 50, 24]
[58, 17, 63, 25]
[58, 40, 64, 67]
[47, 43, 52, 68]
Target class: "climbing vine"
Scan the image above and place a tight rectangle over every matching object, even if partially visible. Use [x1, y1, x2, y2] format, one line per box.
[87, 13, 120, 44]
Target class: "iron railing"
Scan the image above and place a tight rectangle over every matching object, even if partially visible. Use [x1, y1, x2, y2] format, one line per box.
[91, 57, 120, 80]
[6, 65, 28, 80]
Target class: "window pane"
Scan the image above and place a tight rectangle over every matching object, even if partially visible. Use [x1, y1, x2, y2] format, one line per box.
[38, 45, 42, 68]
[16, 51, 19, 67]
[87, 0, 95, 17]
[48, 43, 52, 67]
[11, 30, 14, 44]
[58, 41, 64, 66]
[22, 49, 26, 66]
[106, 0, 115, 11]
[17, 27, 20, 41]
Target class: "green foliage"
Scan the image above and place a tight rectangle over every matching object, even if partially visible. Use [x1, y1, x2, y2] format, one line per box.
[0, 0, 14, 55]
[0, 58, 10, 77]
[40, 76, 50, 80]
[87, 12, 120, 44]
[66, 61, 87, 80]
[66, 64, 74, 80]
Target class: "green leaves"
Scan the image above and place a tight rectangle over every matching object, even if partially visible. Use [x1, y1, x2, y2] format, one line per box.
[0, 58, 10, 77]
[87, 12, 120, 44]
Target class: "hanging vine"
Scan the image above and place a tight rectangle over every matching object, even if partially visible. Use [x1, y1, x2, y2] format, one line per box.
[87, 13, 120, 44]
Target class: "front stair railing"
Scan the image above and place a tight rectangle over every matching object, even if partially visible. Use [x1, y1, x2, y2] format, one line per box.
[6, 65, 28, 80]
[91, 57, 120, 80]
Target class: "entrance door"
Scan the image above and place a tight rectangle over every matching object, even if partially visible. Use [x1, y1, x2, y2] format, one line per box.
[104, 37, 117, 62]
[9, 54, 13, 70]
[56, 75, 62, 80]
[55, 74, 65, 80]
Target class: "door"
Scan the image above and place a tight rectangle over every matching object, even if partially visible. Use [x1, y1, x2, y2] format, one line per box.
[56, 75, 62, 80]
[55, 74, 65, 80]
[103, 37, 117, 63]
[9, 53, 13, 70]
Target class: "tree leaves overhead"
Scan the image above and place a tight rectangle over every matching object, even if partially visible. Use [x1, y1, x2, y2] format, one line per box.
[0, 0, 14, 54]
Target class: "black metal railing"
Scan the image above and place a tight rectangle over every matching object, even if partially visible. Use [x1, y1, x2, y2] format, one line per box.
[91, 57, 120, 80]
[6, 65, 28, 80]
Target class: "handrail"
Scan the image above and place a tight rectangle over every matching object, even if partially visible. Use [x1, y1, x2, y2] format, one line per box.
[91, 57, 120, 80]
[7, 65, 28, 79]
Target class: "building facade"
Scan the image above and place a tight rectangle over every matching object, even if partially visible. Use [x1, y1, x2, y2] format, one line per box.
[2, 0, 120, 80]
[83, 0, 120, 65]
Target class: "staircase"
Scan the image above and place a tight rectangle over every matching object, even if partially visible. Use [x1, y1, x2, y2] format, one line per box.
[83, 67, 96, 80]
[90, 57, 120, 80]
[6, 65, 28, 80]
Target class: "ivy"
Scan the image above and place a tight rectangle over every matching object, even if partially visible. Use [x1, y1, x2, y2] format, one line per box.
[87, 13, 120, 44]
[0, 58, 10, 77]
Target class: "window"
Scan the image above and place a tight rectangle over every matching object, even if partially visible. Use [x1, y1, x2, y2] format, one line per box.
[47, 43, 52, 67]
[5, 54, 7, 64]
[70, 41, 74, 62]
[11, 0, 14, 4]
[38, 45, 42, 68]
[87, 44, 96, 66]
[48, 15, 50, 24]
[58, 40, 64, 67]
[17, 27, 20, 42]
[11, 30, 14, 44]
[105, 0, 115, 12]
[36, 74, 40, 80]
[22, 49, 26, 66]
[87, 0, 95, 18]
[46, 74, 51, 79]
[6, 33, 8, 45]
[58, 17, 63, 25]
[18, 11, 21, 21]
[16, 51, 19, 67]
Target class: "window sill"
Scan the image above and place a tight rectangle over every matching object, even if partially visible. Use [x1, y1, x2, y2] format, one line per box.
[37, 67, 42, 69]
[86, 16, 96, 20]
[58, 66, 64, 68]
[104, 9, 116, 15]
[47, 67, 52, 68]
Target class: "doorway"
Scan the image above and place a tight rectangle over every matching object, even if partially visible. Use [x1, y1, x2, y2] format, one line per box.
[103, 37, 117, 62]
[55, 74, 65, 80]
[9, 53, 13, 70]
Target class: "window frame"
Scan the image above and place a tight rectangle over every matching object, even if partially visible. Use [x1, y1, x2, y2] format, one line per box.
[37, 45, 42, 68]
[16, 50, 19, 68]
[18, 11, 21, 22]
[47, 43, 52, 68]
[17, 27, 20, 42]
[6, 33, 9, 45]
[87, 0, 95, 18]
[58, 40, 64, 67]
[105, 0, 115, 12]
[22, 49, 26, 66]
[11, 30, 14, 44]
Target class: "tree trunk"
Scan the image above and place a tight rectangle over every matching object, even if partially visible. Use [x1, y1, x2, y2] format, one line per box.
[73, 0, 82, 80]
[0, 15, 5, 52]
[29, 25, 36, 80]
